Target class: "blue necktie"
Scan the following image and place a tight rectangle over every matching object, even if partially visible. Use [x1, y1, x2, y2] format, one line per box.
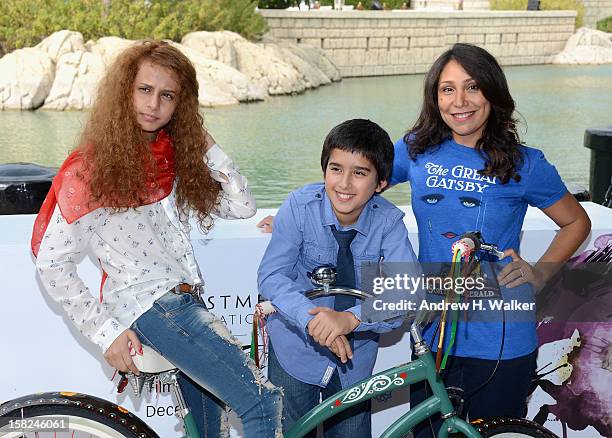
[330, 225, 357, 312]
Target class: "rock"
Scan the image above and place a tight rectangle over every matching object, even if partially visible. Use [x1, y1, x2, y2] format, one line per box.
[170, 42, 265, 106]
[86, 36, 135, 66]
[2, 29, 343, 110]
[85, 36, 265, 106]
[293, 43, 341, 82]
[182, 31, 242, 69]
[0, 47, 55, 110]
[552, 27, 612, 65]
[42, 51, 106, 110]
[182, 31, 307, 95]
[261, 35, 341, 84]
[36, 30, 86, 63]
[260, 36, 342, 86]
[565, 27, 612, 50]
[235, 39, 305, 95]
[261, 39, 331, 89]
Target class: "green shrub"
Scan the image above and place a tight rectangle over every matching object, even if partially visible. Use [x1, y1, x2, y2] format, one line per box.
[0, 0, 267, 53]
[542, 0, 584, 27]
[314, 0, 407, 8]
[490, 0, 526, 9]
[596, 15, 612, 32]
[490, 0, 584, 28]
[258, 0, 292, 8]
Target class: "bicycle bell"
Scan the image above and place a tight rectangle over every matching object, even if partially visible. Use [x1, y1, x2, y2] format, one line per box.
[308, 266, 337, 293]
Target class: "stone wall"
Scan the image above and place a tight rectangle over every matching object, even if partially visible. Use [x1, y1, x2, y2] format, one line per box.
[583, 0, 612, 28]
[260, 10, 577, 77]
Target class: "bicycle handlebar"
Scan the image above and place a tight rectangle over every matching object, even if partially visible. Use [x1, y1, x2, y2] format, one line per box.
[258, 286, 434, 349]
[305, 286, 375, 300]
[259, 285, 374, 316]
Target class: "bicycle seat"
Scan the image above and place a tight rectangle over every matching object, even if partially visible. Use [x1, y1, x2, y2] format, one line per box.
[132, 345, 177, 373]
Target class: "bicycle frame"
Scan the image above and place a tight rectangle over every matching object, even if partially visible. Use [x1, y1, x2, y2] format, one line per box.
[177, 395, 200, 438]
[182, 412, 200, 438]
[284, 350, 480, 438]
[168, 372, 200, 438]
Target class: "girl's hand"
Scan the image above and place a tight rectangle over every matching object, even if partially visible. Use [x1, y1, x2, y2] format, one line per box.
[204, 132, 216, 152]
[256, 215, 274, 233]
[103, 329, 143, 375]
[497, 249, 545, 290]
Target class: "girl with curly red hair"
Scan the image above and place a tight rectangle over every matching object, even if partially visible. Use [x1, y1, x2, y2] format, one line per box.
[32, 40, 282, 437]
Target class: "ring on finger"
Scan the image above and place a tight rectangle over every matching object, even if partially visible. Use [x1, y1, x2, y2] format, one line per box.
[519, 267, 525, 277]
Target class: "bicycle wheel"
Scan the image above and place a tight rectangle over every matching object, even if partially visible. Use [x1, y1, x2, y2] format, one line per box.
[472, 417, 559, 438]
[0, 392, 158, 438]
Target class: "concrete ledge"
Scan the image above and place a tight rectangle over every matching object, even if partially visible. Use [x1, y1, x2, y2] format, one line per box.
[259, 10, 577, 19]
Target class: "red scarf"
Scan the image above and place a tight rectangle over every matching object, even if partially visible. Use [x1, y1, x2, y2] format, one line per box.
[31, 130, 176, 257]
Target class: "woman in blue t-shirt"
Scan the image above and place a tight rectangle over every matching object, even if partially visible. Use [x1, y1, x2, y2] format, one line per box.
[391, 43, 591, 437]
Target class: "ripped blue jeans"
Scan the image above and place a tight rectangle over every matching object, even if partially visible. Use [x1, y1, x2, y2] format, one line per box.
[130, 291, 282, 437]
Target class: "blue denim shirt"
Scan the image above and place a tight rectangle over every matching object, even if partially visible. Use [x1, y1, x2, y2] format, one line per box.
[257, 183, 418, 387]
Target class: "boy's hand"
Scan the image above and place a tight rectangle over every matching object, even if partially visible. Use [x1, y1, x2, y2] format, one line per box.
[329, 335, 353, 363]
[307, 307, 360, 347]
[103, 329, 142, 375]
[256, 215, 274, 233]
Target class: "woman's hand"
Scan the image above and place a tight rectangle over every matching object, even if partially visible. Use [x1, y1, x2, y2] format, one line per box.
[103, 329, 143, 375]
[497, 249, 546, 290]
[498, 194, 590, 292]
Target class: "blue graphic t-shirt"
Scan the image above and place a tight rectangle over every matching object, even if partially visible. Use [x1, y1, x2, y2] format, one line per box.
[391, 136, 567, 359]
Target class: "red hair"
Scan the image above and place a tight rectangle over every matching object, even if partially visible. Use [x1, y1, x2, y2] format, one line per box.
[78, 40, 220, 229]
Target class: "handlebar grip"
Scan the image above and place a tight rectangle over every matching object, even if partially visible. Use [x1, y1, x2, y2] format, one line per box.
[257, 287, 374, 316]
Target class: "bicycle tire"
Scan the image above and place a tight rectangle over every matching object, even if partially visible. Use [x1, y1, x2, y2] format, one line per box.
[0, 392, 158, 438]
[472, 417, 559, 438]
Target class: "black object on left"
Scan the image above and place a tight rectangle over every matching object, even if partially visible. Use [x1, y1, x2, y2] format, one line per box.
[0, 162, 56, 214]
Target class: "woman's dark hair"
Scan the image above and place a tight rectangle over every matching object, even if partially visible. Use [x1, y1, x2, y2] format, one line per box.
[406, 43, 523, 184]
[321, 118, 394, 183]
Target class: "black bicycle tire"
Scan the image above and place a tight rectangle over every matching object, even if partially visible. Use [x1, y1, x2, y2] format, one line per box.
[473, 417, 559, 438]
[0, 392, 158, 438]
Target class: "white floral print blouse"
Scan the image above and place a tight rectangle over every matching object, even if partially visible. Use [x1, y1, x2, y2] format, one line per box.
[35, 145, 256, 352]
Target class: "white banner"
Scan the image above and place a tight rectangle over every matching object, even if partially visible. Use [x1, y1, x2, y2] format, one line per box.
[1, 204, 610, 437]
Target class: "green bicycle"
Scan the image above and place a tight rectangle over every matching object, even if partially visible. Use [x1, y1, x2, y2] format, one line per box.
[0, 236, 557, 437]
[0, 319, 556, 438]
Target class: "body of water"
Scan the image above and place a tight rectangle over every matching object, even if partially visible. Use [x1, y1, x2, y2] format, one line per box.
[1, 64, 611, 208]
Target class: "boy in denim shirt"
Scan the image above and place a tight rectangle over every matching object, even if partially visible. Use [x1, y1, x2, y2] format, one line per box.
[257, 119, 419, 437]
